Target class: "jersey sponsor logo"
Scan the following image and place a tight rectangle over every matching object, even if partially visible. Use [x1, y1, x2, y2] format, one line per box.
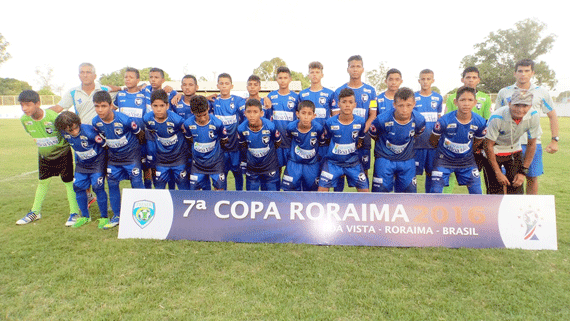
[385, 121, 394, 127]
[262, 130, 270, 135]
[120, 107, 143, 119]
[470, 125, 479, 130]
[26, 121, 33, 126]
[114, 123, 123, 127]
[420, 112, 438, 122]
[188, 125, 197, 130]
[118, 92, 126, 97]
[157, 135, 178, 147]
[64, 134, 71, 139]
[353, 124, 362, 129]
[443, 137, 471, 154]
[301, 92, 310, 98]
[294, 145, 316, 159]
[415, 97, 421, 101]
[76, 148, 97, 160]
[194, 141, 215, 153]
[34, 136, 58, 148]
[249, 146, 270, 158]
[332, 142, 356, 155]
[353, 108, 366, 118]
[331, 125, 339, 130]
[148, 120, 155, 126]
[273, 110, 294, 121]
[432, 96, 440, 101]
[106, 136, 128, 148]
[315, 108, 326, 119]
[386, 140, 409, 154]
[447, 123, 457, 129]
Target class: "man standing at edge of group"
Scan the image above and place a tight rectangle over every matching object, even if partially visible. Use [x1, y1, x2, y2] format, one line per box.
[495, 59, 559, 195]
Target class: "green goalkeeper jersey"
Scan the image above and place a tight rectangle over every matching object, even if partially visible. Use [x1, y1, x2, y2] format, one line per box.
[445, 91, 492, 119]
[21, 109, 70, 160]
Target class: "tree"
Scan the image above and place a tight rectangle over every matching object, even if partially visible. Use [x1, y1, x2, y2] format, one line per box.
[365, 62, 389, 92]
[0, 78, 32, 95]
[100, 67, 172, 86]
[0, 33, 10, 67]
[253, 57, 310, 89]
[35, 65, 63, 95]
[460, 18, 557, 93]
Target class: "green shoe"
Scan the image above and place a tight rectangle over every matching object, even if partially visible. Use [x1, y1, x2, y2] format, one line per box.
[72, 216, 91, 228]
[97, 218, 110, 229]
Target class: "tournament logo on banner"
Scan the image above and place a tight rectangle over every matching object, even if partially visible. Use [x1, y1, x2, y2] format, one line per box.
[132, 200, 155, 229]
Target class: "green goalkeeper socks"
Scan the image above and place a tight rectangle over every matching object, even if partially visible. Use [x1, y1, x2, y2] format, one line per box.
[31, 178, 51, 213]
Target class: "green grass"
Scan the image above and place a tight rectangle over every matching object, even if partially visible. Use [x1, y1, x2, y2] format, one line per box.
[1, 118, 569, 320]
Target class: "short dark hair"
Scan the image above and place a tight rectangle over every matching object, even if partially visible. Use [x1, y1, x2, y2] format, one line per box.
[338, 88, 355, 100]
[18, 90, 40, 104]
[218, 73, 232, 83]
[182, 74, 197, 85]
[245, 98, 263, 111]
[297, 100, 315, 112]
[55, 111, 81, 133]
[515, 59, 535, 72]
[93, 91, 112, 105]
[309, 61, 323, 70]
[419, 69, 434, 76]
[455, 86, 477, 100]
[347, 55, 363, 66]
[386, 68, 402, 79]
[125, 67, 140, 79]
[247, 74, 261, 84]
[462, 66, 479, 78]
[393, 87, 415, 103]
[276, 66, 291, 76]
[149, 68, 165, 78]
[190, 95, 209, 114]
[151, 89, 169, 105]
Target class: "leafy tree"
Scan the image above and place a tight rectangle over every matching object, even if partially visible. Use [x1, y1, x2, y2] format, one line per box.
[0, 78, 32, 95]
[365, 62, 389, 92]
[35, 65, 63, 95]
[100, 67, 171, 86]
[460, 18, 556, 93]
[291, 71, 310, 89]
[0, 33, 10, 67]
[253, 57, 309, 89]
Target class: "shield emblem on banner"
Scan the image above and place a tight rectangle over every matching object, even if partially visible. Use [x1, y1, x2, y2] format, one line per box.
[132, 200, 155, 229]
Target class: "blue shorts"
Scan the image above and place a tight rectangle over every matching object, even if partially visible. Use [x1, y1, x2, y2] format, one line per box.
[430, 166, 481, 194]
[276, 148, 290, 168]
[155, 164, 189, 189]
[522, 144, 543, 178]
[282, 161, 320, 191]
[359, 149, 371, 171]
[246, 169, 280, 191]
[372, 157, 416, 193]
[189, 172, 226, 190]
[415, 148, 436, 175]
[145, 139, 157, 168]
[107, 162, 144, 188]
[74, 171, 106, 191]
[319, 161, 369, 190]
[224, 150, 241, 173]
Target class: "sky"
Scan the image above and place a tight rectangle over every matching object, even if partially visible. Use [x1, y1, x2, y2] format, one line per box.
[1, 0, 569, 96]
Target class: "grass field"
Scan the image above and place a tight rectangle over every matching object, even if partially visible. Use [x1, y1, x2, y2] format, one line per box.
[1, 117, 569, 320]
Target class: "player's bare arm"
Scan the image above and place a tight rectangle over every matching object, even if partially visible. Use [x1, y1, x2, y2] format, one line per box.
[546, 109, 559, 154]
[429, 133, 440, 148]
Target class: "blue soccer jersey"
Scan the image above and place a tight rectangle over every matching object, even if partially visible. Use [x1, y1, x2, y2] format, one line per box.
[413, 91, 443, 149]
[369, 110, 426, 161]
[432, 111, 487, 168]
[323, 115, 366, 167]
[143, 110, 189, 166]
[332, 84, 377, 121]
[61, 124, 106, 173]
[266, 90, 299, 149]
[376, 92, 394, 115]
[183, 114, 228, 174]
[286, 120, 324, 165]
[209, 95, 245, 152]
[298, 87, 334, 127]
[114, 90, 147, 127]
[238, 118, 281, 174]
[171, 98, 193, 119]
[92, 111, 142, 165]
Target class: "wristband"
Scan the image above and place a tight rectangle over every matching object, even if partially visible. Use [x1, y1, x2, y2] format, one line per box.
[518, 166, 529, 176]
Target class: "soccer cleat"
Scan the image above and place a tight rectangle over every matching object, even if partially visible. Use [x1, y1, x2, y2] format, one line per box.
[87, 192, 97, 209]
[16, 211, 42, 225]
[65, 213, 80, 227]
[103, 215, 120, 229]
[72, 216, 91, 228]
[97, 217, 110, 229]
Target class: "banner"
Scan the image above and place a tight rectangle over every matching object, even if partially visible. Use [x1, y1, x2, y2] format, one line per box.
[118, 189, 557, 250]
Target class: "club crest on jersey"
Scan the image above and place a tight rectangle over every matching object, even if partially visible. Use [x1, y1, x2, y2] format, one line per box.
[468, 131, 474, 139]
[132, 167, 140, 176]
[358, 173, 366, 182]
[352, 131, 358, 139]
[409, 130, 415, 137]
[96, 176, 105, 187]
[361, 94, 369, 103]
[230, 103, 235, 109]
[310, 137, 317, 146]
[431, 101, 438, 109]
[219, 173, 225, 181]
[262, 136, 270, 144]
[476, 103, 482, 110]
[45, 128, 53, 134]
[81, 140, 88, 148]
[167, 127, 174, 135]
[472, 168, 480, 178]
[319, 97, 327, 105]
[114, 128, 123, 136]
[132, 200, 155, 229]
[209, 131, 215, 139]
[287, 101, 295, 110]
[135, 98, 143, 106]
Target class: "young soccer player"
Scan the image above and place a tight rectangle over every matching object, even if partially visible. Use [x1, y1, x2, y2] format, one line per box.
[429, 87, 487, 194]
[172, 74, 199, 119]
[376, 68, 403, 115]
[238, 99, 282, 191]
[244, 74, 271, 110]
[282, 100, 324, 191]
[16, 90, 81, 226]
[92, 91, 145, 229]
[143, 89, 190, 190]
[332, 56, 377, 184]
[318, 88, 369, 193]
[485, 89, 541, 194]
[368, 87, 426, 193]
[183, 95, 229, 190]
[413, 69, 443, 192]
[55, 111, 110, 228]
[444, 66, 492, 193]
[209, 73, 246, 191]
[495, 59, 559, 195]
[266, 66, 299, 169]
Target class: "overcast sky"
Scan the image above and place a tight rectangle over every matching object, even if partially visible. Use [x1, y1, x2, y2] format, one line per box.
[1, 0, 568, 96]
